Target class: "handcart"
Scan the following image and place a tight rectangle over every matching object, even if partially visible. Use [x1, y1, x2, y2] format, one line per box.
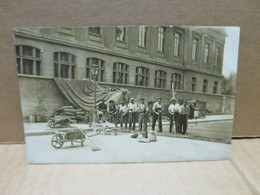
[48, 116, 70, 128]
[51, 129, 85, 149]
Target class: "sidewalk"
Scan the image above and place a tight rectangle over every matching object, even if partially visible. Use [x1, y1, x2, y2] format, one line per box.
[23, 114, 233, 136]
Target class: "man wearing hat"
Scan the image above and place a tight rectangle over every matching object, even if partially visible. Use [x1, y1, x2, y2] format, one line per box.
[97, 99, 107, 122]
[137, 98, 149, 136]
[152, 97, 164, 133]
[127, 98, 137, 131]
[168, 98, 180, 134]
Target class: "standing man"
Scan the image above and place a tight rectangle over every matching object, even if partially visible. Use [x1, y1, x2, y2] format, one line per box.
[178, 99, 190, 135]
[127, 98, 137, 131]
[137, 98, 149, 136]
[107, 100, 117, 124]
[118, 101, 128, 130]
[152, 97, 163, 133]
[168, 98, 180, 134]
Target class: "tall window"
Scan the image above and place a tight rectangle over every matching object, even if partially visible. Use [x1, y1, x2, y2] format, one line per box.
[214, 48, 220, 66]
[86, 58, 105, 82]
[204, 43, 210, 64]
[213, 81, 218, 94]
[203, 79, 208, 93]
[154, 70, 166, 88]
[116, 27, 126, 42]
[174, 33, 181, 57]
[171, 73, 182, 90]
[54, 52, 76, 78]
[113, 62, 128, 84]
[138, 27, 147, 47]
[191, 77, 196, 92]
[89, 27, 101, 35]
[135, 66, 149, 86]
[192, 38, 199, 61]
[157, 27, 165, 52]
[16, 45, 41, 75]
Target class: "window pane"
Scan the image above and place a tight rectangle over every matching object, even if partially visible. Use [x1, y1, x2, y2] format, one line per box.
[22, 46, 33, 56]
[60, 53, 69, 62]
[36, 61, 41, 76]
[61, 64, 69, 78]
[36, 49, 41, 58]
[16, 46, 20, 55]
[54, 53, 58, 61]
[23, 59, 33, 75]
[54, 63, 58, 77]
[71, 66, 75, 79]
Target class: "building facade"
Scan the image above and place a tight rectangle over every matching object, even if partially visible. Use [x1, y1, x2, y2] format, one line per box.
[14, 26, 233, 119]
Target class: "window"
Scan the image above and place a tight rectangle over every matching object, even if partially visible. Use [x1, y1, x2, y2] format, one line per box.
[135, 66, 149, 86]
[204, 43, 210, 64]
[16, 45, 41, 75]
[171, 73, 182, 90]
[138, 27, 147, 47]
[113, 62, 128, 84]
[154, 70, 166, 88]
[89, 27, 101, 35]
[116, 27, 126, 42]
[191, 77, 196, 92]
[203, 79, 208, 93]
[214, 48, 220, 66]
[213, 81, 218, 94]
[157, 27, 165, 52]
[54, 52, 77, 79]
[174, 33, 181, 57]
[86, 58, 105, 82]
[192, 38, 199, 61]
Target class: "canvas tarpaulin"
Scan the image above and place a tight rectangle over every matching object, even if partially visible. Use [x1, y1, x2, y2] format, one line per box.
[54, 78, 130, 110]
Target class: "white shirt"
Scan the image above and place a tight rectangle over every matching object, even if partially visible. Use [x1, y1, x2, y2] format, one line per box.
[127, 102, 137, 112]
[119, 105, 127, 113]
[152, 102, 163, 112]
[168, 103, 180, 114]
[178, 105, 189, 114]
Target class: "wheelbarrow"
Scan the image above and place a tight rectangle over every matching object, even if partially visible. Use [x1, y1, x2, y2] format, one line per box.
[48, 116, 70, 128]
[51, 129, 85, 149]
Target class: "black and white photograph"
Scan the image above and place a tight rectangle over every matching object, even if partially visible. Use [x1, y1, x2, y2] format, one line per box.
[13, 26, 240, 163]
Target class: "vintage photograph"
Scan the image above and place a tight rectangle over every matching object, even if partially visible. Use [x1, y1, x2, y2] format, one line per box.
[13, 26, 239, 163]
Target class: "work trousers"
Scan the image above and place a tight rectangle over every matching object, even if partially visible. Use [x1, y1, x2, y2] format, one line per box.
[178, 114, 188, 135]
[138, 113, 148, 132]
[152, 112, 163, 132]
[120, 113, 128, 129]
[128, 112, 136, 130]
[169, 112, 179, 134]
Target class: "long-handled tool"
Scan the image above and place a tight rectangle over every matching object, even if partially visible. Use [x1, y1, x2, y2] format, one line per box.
[73, 124, 101, 152]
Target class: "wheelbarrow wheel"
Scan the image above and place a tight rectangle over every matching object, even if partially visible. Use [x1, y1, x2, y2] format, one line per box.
[48, 120, 55, 128]
[51, 134, 64, 149]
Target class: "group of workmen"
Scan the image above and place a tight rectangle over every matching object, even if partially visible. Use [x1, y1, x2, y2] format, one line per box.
[96, 97, 192, 135]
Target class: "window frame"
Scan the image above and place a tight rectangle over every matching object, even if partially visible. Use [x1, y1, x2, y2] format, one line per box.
[135, 66, 149, 87]
[157, 27, 165, 53]
[154, 70, 167, 89]
[138, 26, 147, 48]
[54, 52, 77, 79]
[171, 73, 182, 90]
[16, 45, 42, 76]
[203, 79, 208, 93]
[86, 58, 105, 82]
[112, 62, 129, 84]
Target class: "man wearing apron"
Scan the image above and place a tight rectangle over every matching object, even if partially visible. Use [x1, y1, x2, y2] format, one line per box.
[178, 99, 190, 135]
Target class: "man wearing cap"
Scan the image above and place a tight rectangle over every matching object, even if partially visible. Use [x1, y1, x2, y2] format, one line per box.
[178, 99, 190, 135]
[152, 97, 164, 133]
[137, 98, 149, 136]
[168, 98, 180, 134]
[127, 98, 137, 131]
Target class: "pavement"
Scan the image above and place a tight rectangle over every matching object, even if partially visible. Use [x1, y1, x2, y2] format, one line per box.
[25, 134, 231, 163]
[23, 114, 233, 137]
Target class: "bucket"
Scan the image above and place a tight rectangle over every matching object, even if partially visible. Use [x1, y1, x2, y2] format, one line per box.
[29, 115, 36, 123]
[148, 131, 157, 142]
